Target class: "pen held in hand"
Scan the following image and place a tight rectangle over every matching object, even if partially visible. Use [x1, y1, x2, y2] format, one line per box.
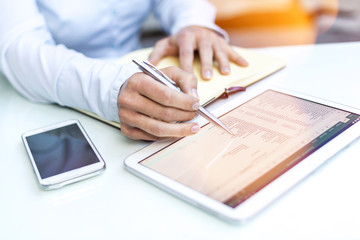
[132, 58, 234, 135]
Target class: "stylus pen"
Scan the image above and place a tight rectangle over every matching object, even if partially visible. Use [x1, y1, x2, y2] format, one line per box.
[132, 58, 234, 135]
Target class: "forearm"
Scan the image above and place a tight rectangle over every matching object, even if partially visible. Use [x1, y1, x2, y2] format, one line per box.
[1, 18, 136, 122]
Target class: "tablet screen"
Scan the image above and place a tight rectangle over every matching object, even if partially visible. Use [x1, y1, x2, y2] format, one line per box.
[139, 90, 360, 208]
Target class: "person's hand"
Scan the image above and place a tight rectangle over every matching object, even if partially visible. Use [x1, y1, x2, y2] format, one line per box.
[149, 26, 248, 80]
[117, 66, 201, 141]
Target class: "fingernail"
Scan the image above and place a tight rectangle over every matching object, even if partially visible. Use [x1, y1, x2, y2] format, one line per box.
[204, 70, 212, 79]
[191, 124, 200, 133]
[221, 66, 230, 74]
[192, 102, 200, 110]
[192, 88, 199, 99]
[240, 58, 249, 66]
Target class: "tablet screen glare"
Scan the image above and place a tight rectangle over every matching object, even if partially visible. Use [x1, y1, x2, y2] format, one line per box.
[140, 90, 360, 208]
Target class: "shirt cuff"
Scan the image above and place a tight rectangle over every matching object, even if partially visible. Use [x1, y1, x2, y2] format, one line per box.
[106, 62, 139, 122]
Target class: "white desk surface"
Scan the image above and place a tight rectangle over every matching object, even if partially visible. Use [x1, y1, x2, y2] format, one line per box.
[1, 42, 360, 240]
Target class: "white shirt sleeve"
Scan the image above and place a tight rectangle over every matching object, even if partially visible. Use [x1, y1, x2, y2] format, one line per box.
[0, 0, 226, 124]
[0, 0, 137, 122]
[154, 0, 228, 40]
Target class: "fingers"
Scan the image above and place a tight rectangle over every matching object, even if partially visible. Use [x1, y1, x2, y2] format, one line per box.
[199, 39, 214, 80]
[212, 39, 230, 76]
[117, 69, 200, 140]
[207, 36, 249, 78]
[177, 26, 249, 79]
[148, 37, 178, 65]
[119, 109, 200, 141]
[225, 44, 249, 67]
[120, 84, 198, 123]
[173, 31, 196, 73]
[149, 26, 249, 82]
[161, 67, 198, 98]
[135, 71, 198, 110]
[174, 27, 214, 79]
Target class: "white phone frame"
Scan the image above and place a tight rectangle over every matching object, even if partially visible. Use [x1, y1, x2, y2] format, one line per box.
[22, 119, 106, 190]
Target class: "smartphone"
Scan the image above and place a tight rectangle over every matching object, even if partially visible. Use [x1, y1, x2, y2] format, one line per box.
[22, 119, 106, 190]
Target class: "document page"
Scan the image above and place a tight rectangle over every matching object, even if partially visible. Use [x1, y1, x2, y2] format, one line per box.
[140, 90, 360, 207]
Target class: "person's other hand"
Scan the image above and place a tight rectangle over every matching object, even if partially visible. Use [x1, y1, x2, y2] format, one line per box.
[117, 67, 200, 141]
[149, 26, 248, 80]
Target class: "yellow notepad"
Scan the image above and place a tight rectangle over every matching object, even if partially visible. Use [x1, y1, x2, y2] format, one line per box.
[116, 46, 285, 106]
[76, 46, 285, 128]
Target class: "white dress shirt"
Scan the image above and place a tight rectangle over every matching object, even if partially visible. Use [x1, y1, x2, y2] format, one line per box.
[0, 0, 223, 122]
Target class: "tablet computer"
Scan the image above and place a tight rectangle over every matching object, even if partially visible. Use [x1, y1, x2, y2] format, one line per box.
[124, 88, 360, 223]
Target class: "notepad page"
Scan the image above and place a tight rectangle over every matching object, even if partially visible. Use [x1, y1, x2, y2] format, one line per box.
[75, 46, 285, 128]
[116, 46, 286, 105]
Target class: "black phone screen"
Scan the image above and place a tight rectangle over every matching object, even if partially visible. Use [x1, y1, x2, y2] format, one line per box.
[25, 123, 100, 179]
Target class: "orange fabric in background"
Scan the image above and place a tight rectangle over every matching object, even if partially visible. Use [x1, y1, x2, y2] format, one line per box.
[210, 0, 319, 47]
[216, 1, 313, 28]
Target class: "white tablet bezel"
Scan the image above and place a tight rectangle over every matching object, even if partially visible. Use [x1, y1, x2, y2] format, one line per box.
[124, 88, 360, 223]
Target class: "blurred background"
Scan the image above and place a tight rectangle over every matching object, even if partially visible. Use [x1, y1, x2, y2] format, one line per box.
[141, 0, 360, 48]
